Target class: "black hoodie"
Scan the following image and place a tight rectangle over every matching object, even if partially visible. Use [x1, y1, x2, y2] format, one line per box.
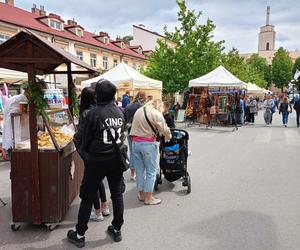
[79, 80, 125, 161]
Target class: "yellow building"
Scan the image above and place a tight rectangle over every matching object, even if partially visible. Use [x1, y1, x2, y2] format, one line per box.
[0, 0, 148, 87]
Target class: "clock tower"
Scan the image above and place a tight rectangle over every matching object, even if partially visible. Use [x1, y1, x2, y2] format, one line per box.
[258, 6, 276, 51]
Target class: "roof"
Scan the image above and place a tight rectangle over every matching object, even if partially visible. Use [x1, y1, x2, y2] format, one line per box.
[0, 3, 147, 60]
[133, 25, 167, 40]
[0, 29, 98, 75]
[189, 66, 244, 87]
[81, 62, 162, 90]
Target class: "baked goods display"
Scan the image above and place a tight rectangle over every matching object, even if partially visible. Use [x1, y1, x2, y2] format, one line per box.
[38, 132, 54, 148]
[38, 127, 73, 149]
[52, 127, 72, 147]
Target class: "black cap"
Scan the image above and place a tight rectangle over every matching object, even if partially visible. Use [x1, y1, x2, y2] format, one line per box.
[95, 79, 116, 103]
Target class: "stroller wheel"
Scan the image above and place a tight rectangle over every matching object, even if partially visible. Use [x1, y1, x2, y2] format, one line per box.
[187, 173, 191, 194]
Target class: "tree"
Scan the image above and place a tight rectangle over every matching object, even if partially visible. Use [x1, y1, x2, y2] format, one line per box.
[222, 49, 268, 88]
[272, 47, 293, 92]
[144, 0, 224, 93]
[246, 54, 271, 88]
[293, 57, 300, 91]
[122, 35, 133, 43]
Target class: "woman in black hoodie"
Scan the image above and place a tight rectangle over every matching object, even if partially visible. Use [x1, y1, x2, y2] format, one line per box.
[79, 87, 110, 222]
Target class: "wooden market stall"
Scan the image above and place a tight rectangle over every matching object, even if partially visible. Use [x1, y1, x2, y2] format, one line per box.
[0, 29, 98, 230]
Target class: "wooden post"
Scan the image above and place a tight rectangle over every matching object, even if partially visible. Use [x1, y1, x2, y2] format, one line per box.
[67, 62, 74, 117]
[28, 65, 40, 224]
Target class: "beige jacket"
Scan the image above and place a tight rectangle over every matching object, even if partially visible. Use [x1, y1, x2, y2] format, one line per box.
[130, 105, 172, 141]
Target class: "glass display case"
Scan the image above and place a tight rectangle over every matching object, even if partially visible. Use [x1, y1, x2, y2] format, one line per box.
[12, 109, 76, 151]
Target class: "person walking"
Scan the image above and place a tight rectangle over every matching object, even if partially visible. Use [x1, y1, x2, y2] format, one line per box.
[68, 80, 126, 247]
[279, 96, 292, 127]
[263, 95, 275, 126]
[122, 91, 130, 108]
[130, 100, 171, 205]
[246, 96, 257, 124]
[124, 91, 146, 180]
[294, 97, 300, 127]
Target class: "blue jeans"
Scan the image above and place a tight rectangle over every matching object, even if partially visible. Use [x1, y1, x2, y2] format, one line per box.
[282, 111, 289, 125]
[132, 141, 158, 193]
[127, 135, 134, 170]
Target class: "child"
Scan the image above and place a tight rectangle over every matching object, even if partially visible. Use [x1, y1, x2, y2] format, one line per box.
[163, 102, 175, 128]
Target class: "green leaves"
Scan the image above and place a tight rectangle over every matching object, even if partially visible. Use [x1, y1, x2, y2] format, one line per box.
[272, 47, 293, 91]
[28, 78, 49, 119]
[293, 57, 300, 91]
[144, 0, 224, 94]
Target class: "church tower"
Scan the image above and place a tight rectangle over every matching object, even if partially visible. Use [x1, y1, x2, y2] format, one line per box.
[258, 6, 276, 51]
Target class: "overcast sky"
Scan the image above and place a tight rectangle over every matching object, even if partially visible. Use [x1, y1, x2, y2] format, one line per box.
[17, 0, 300, 53]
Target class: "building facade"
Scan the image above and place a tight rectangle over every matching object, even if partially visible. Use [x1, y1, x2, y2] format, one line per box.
[0, 0, 148, 86]
[131, 24, 176, 52]
[240, 6, 300, 65]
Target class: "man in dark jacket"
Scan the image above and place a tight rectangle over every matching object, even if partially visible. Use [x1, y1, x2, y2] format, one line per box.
[124, 91, 146, 179]
[294, 98, 300, 127]
[68, 80, 126, 247]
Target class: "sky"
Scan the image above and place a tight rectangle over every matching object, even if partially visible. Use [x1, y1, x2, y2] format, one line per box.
[16, 0, 300, 53]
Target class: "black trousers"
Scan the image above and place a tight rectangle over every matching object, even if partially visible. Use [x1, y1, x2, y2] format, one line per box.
[93, 181, 107, 210]
[249, 113, 255, 123]
[76, 158, 125, 235]
[296, 111, 300, 126]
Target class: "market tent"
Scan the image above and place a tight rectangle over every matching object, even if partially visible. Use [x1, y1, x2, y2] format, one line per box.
[0, 68, 27, 83]
[189, 66, 244, 87]
[81, 62, 162, 90]
[246, 82, 264, 94]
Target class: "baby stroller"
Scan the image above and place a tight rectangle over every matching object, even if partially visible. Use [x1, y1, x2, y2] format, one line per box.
[154, 129, 191, 194]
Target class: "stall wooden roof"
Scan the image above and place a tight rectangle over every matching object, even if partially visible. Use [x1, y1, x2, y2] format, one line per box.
[0, 29, 98, 75]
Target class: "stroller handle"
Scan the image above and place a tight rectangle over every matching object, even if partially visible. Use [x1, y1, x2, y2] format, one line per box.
[170, 128, 189, 140]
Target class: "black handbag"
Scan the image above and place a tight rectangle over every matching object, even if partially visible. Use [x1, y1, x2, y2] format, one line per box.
[106, 128, 129, 172]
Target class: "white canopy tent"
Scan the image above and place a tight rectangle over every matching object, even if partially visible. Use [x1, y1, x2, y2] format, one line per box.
[0, 68, 27, 84]
[245, 82, 264, 94]
[189, 66, 244, 88]
[81, 62, 162, 90]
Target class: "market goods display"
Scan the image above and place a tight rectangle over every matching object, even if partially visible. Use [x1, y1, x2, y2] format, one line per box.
[38, 132, 54, 148]
[52, 127, 72, 147]
[38, 128, 73, 149]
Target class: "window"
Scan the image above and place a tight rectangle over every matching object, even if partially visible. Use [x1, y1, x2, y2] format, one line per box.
[76, 51, 83, 61]
[76, 29, 83, 37]
[0, 33, 11, 44]
[103, 56, 108, 70]
[113, 59, 118, 67]
[124, 60, 128, 64]
[104, 37, 109, 44]
[90, 53, 97, 67]
[50, 19, 62, 30]
[121, 42, 125, 49]
[132, 63, 137, 70]
[266, 42, 270, 51]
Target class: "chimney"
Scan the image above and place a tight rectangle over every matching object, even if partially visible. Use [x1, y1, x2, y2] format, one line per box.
[67, 18, 77, 26]
[5, 0, 14, 6]
[31, 4, 40, 15]
[40, 5, 46, 16]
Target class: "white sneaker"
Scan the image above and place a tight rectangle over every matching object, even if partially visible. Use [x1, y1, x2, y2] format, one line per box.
[90, 211, 104, 221]
[101, 207, 110, 216]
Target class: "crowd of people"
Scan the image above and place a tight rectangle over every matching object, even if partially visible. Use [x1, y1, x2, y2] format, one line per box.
[239, 94, 300, 127]
[68, 79, 173, 247]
